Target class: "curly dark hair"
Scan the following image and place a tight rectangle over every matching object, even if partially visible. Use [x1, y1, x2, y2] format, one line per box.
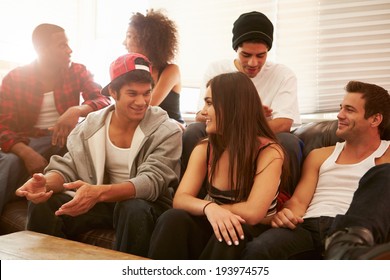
[129, 9, 179, 70]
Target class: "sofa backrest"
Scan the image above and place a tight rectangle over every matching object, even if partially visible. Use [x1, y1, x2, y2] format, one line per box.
[293, 120, 342, 159]
[293, 119, 390, 160]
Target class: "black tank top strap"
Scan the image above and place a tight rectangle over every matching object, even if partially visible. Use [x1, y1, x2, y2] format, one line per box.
[253, 142, 276, 175]
[254, 142, 275, 160]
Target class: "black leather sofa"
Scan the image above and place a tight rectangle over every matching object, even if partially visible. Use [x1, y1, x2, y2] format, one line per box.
[0, 119, 388, 252]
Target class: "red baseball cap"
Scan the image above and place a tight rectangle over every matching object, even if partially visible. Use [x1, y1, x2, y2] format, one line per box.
[101, 53, 152, 96]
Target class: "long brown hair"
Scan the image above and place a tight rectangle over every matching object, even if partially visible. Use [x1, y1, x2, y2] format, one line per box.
[207, 72, 286, 201]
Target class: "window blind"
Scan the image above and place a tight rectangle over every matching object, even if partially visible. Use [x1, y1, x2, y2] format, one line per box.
[150, 0, 390, 114]
[277, 0, 390, 113]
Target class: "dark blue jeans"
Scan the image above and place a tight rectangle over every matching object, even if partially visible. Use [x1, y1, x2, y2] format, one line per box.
[329, 163, 390, 244]
[27, 193, 169, 257]
[0, 136, 66, 214]
[242, 216, 334, 259]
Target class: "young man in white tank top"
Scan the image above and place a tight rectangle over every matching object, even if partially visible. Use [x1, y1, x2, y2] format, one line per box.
[242, 80, 390, 260]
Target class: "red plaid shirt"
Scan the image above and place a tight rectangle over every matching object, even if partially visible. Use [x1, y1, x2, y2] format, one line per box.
[0, 61, 110, 152]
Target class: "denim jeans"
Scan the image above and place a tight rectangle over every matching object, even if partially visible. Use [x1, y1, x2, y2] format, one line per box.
[0, 136, 65, 214]
[329, 163, 390, 244]
[242, 216, 334, 259]
[27, 192, 169, 257]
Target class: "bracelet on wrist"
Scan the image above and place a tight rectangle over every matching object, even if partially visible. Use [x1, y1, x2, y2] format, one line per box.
[202, 201, 214, 215]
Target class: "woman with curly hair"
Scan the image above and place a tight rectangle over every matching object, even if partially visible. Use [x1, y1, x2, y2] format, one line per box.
[148, 72, 289, 259]
[124, 9, 185, 127]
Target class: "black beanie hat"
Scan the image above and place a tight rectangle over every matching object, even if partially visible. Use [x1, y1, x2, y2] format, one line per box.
[232, 11, 274, 51]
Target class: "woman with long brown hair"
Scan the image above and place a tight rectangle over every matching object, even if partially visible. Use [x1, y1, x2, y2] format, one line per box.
[148, 72, 288, 259]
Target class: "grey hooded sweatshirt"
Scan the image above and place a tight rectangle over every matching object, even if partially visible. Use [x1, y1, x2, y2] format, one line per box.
[45, 104, 182, 206]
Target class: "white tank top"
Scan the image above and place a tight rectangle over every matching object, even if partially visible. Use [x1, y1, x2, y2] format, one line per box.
[304, 140, 390, 219]
[34, 91, 60, 129]
[104, 111, 145, 184]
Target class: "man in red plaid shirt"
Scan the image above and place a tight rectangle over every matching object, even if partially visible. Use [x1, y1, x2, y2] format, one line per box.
[0, 23, 110, 214]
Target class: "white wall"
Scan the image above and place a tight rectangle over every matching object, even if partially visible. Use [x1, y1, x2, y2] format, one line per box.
[0, 0, 149, 86]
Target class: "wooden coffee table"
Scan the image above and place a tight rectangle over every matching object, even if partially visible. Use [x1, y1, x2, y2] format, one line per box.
[0, 230, 148, 260]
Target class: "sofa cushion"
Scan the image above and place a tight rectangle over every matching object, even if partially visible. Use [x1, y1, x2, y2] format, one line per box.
[0, 200, 27, 235]
[77, 229, 115, 249]
[0, 199, 115, 249]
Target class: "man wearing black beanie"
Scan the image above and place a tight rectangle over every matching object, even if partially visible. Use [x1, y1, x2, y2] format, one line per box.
[232, 11, 274, 52]
[182, 11, 302, 196]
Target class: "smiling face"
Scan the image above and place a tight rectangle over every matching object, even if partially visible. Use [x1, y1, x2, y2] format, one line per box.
[202, 86, 218, 134]
[110, 81, 152, 125]
[235, 41, 268, 78]
[336, 92, 373, 140]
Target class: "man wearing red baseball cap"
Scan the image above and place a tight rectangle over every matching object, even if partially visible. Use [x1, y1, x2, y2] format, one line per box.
[16, 53, 182, 257]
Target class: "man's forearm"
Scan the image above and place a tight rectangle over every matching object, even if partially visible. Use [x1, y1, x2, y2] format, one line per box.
[97, 181, 136, 202]
[10, 142, 37, 160]
[44, 171, 67, 193]
[73, 104, 93, 118]
[268, 118, 293, 133]
[283, 199, 307, 218]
